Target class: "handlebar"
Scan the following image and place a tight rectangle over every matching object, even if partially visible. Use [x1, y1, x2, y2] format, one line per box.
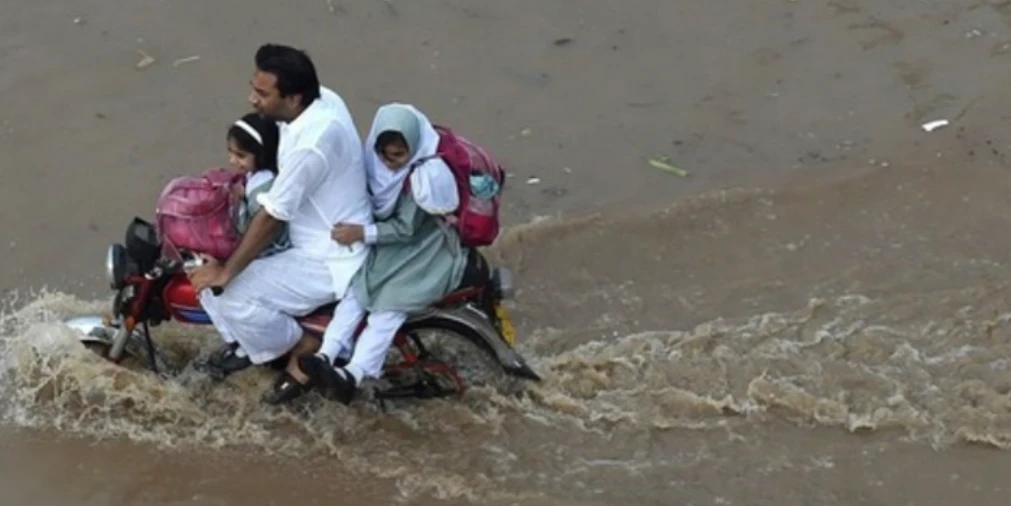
[177, 251, 225, 296]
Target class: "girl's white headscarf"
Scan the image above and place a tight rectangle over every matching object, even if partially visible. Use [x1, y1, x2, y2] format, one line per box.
[364, 103, 459, 219]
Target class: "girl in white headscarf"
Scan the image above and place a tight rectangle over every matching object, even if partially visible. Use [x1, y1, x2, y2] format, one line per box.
[363, 104, 459, 218]
[299, 103, 469, 404]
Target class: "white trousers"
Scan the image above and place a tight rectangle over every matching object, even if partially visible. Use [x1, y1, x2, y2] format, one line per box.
[319, 290, 407, 382]
[199, 248, 336, 364]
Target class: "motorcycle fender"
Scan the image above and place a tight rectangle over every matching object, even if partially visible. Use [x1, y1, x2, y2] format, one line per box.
[63, 315, 165, 371]
[63, 315, 118, 345]
[405, 305, 541, 381]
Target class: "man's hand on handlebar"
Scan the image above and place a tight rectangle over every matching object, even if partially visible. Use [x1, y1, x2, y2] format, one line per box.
[188, 254, 230, 296]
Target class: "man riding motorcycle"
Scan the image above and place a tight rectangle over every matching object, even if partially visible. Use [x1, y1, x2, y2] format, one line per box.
[189, 43, 372, 404]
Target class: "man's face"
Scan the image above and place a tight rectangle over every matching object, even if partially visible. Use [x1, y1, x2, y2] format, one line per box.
[248, 71, 299, 121]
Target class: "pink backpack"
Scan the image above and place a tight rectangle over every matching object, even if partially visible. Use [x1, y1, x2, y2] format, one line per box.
[428, 125, 506, 247]
[155, 167, 245, 260]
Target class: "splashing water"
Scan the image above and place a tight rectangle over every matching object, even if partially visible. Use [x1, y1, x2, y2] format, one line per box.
[5, 280, 1011, 503]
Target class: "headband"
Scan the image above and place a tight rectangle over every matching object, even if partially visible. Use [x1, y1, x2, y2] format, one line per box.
[234, 119, 263, 145]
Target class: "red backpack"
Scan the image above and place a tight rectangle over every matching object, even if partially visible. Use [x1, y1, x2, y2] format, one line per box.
[155, 167, 246, 260]
[418, 125, 505, 247]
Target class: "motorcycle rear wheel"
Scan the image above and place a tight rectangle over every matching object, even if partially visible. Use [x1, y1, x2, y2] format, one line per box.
[380, 316, 522, 398]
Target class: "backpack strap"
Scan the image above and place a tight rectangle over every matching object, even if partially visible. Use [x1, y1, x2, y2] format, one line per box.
[399, 153, 462, 254]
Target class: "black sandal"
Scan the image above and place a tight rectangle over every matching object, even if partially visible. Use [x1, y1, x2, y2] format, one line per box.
[298, 354, 356, 405]
[197, 342, 252, 381]
[261, 371, 310, 405]
[298, 354, 341, 399]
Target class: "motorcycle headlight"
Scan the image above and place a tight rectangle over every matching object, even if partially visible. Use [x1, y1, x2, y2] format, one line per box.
[105, 244, 128, 289]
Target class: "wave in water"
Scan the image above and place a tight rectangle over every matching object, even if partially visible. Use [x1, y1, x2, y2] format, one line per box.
[4, 286, 1011, 498]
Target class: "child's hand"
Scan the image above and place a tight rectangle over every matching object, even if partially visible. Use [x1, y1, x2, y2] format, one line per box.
[332, 223, 364, 245]
[229, 183, 245, 203]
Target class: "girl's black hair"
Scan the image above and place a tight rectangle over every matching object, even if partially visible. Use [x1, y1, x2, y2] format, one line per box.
[375, 130, 408, 153]
[227, 113, 280, 174]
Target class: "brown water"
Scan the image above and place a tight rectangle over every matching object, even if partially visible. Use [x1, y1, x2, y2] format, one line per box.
[6, 0, 1011, 505]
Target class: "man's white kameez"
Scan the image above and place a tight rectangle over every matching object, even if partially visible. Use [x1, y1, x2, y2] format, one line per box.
[200, 87, 372, 364]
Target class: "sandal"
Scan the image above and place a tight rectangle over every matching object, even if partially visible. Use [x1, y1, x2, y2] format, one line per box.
[298, 354, 334, 398]
[261, 371, 310, 405]
[197, 342, 252, 381]
[299, 353, 356, 405]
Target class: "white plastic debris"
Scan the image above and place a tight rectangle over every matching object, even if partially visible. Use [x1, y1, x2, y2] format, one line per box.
[921, 119, 949, 132]
[173, 55, 201, 67]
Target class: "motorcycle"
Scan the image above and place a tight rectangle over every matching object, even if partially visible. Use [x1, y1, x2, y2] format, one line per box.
[63, 217, 541, 402]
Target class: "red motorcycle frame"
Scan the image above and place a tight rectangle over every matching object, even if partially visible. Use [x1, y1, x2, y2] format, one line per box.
[65, 217, 540, 401]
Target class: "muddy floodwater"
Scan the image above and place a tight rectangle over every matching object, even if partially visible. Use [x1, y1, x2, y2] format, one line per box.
[5, 0, 1011, 505]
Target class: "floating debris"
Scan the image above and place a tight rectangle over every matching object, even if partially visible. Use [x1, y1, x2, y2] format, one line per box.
[520, 128, 532, 137]
[553, 37, 573, 47]
[921, 119, 949, 132]
[135, 50, 155, 70]
[647, 156, 690, 177]
[172, 55, 201, 67]
[526, 177, 541, 185]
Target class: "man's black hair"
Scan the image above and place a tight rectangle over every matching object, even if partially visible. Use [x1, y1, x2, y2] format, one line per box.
[254, 43, 321, 107]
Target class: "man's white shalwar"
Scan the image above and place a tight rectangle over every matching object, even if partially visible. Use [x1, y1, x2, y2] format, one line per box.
[200, 87, 372, 364]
